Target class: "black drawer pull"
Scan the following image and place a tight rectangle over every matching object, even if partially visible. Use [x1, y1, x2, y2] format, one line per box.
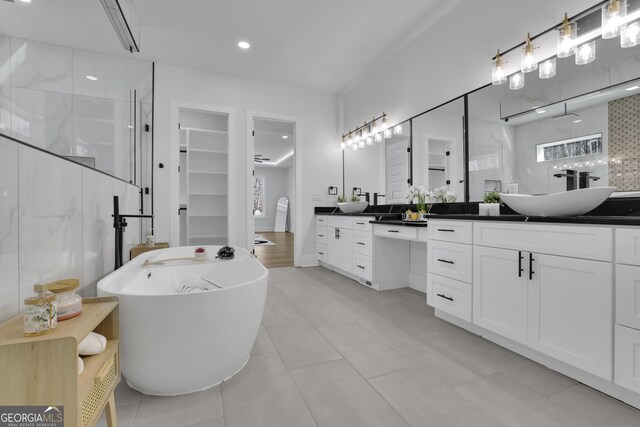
[318, 234, 324, 237]
[518, 250, 523, 278]
[529, 252, 535, 280]
[437, 293, 454, 301]
[437, 258, 454, 265]
[356, 264, 366, 269]
[318, 252, 324, 255]
[388, 230, 400, 233]
[437, 229, 455, 232]
[357, 242, 365, 245]
[356, 222, 365, 225]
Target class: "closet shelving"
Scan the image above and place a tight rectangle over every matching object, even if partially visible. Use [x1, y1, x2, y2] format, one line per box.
[179, 114, 229, 246]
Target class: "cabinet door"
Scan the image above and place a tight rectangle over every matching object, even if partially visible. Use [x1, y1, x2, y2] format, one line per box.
[615, 325, 640, 393]
[528, 254, 612, 379]
[328, 227, 353, 273]
[473, 246, 528, 344]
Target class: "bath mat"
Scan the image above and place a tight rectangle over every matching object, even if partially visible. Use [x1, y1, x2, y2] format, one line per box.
[254, 235, 275, 246]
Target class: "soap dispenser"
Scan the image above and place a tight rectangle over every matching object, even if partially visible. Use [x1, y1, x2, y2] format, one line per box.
[145, 228, 155, 247]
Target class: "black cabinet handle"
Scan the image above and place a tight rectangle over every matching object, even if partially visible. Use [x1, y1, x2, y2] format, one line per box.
[437, 293, 454, 301]
[318, 252, 324, 255]
[356, 222, 365, 225]
[356, 264, 365, 269]
[518, 251, 523, 278]
[318, 234, 324, 237]
[437, 229, 455, 232]
[529, 252, 535, 280]
[357, 242, 365, 245]
[388, 229, 400, 233]
[437, 258, 454, 265]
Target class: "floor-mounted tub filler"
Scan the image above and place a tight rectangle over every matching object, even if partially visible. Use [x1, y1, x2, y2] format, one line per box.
[97, 246, 268, 396]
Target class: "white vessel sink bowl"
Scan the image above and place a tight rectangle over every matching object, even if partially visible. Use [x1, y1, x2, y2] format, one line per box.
[500, 187, 616, 217]
[337, 201, 369, 214]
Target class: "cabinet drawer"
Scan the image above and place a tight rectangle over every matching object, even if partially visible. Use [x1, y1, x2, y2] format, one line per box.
[316, 226, 328, 245]
[428, 273, 471, 322]
[615, 325, 640, 394]
[427, 240, 472, 283]
[316, 216, 328, 227]
[328, 216, 353, 229]
[317, 244, 328, 263]
[427, 220, 472, 244]
[616, 264, 640, 330]
[353, 254, 372, 281]
[353, 231, 373, 256]
[374, 225, 417, 240]
[616, 228, 640, 266]
[353, 217, 374, 232]
[474, 222, 612, 261]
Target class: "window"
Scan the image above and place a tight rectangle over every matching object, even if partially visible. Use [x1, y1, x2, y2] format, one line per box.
[253, 176, 265, 217]
[536, 133, 603, 162]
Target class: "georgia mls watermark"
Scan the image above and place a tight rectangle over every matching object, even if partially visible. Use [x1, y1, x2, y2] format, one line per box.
[0, 406, 63, 427]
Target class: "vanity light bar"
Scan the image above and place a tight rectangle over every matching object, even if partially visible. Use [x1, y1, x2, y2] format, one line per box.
[491, 0, 640, 91]
[341, 112, 388, 150]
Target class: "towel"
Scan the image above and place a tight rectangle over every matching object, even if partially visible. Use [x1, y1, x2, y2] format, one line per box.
[79, 332, 107, 356]
[77, 357, 84, 375]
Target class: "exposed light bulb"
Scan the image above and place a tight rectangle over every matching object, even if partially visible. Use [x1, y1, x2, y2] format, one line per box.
[384, 128, 392, 138]
[381, 115, 388, 131]
[539, 58, 556, 79]
[340, 136, 346, 150]
[358, 139, 365, 148]
[521, 34, 538, 73]
[347, 133, 353, 146]
[366, 136, 373, 146]
[393, 124, 403, 135]
[575, 41, 596, 65]
[557, 13, 576, 58]
[492, 50, 507, 85]
[509, 72, 524, 90]
[371, 119, 378, 135]
[602, 0, 627, 39]
[621, 21, 640, 48]
[374, 133, 382, 143]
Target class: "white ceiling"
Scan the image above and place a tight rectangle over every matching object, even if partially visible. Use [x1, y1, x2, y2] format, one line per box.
[254, 118, 294, 168]
[0, 0, 457, 92]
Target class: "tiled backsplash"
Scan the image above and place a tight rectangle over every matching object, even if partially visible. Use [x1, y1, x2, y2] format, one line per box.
[0, 134, 141, 322]
[609, 94, 640, 191]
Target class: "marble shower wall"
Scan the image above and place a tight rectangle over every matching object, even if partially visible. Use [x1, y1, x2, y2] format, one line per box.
[0, 134, 142, 322]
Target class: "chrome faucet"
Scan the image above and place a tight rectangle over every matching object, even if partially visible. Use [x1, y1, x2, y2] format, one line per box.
[553, 169, 577, 191]
[579, 171, 600, 189]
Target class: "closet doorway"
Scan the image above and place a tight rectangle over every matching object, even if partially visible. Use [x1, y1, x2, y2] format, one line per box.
[249, 115, 297, 268]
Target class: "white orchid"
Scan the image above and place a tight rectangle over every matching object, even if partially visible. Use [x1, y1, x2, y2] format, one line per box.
[405, 185, 427, 202]
[429, 186, 457, 203]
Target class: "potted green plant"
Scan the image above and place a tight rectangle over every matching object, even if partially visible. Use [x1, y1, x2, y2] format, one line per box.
[351, 195, 361, 202]
[337, 195, 347, 203]
[480, 191, 502, 216]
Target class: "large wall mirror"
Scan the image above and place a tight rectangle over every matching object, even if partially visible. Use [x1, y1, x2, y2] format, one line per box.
[344, 119, 411, 205]
[468, 35, 640, 200]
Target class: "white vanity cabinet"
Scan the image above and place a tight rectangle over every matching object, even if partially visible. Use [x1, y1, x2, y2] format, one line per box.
[316, 216, 328, 263]
[328, 217, 354, 274]
[352, 217, 375, 282]
[473, 245, 528, 344]
[427, 220, 472, 321]
[615, 227, 640, 393]
[473, 222, 614, 380]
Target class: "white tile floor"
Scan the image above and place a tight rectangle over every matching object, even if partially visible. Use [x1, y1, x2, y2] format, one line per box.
[98, 266, 640, 427]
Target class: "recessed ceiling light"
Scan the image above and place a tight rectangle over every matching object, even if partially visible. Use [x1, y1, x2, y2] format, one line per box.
[238, 41, 250, 49]
[626, 85, 640, 91]
[86, 75, 98, 81]
[573, 119, 582, 123]
[282, 135, 288, 139]
[20, 0, 32, 3]
[537, 109, 546, 114]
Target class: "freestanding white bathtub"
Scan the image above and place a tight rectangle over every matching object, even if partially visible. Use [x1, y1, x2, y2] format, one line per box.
[97, 246, 268, 396]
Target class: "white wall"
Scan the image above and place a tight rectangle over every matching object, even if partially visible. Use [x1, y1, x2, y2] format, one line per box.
[0, 134, 141, 322]
[343, 0, 594, 132]
[154, 64, 341, 266]
[254, 166, 287, 232]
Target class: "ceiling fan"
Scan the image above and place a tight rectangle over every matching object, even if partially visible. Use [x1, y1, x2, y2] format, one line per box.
[254, 154, 271, 163]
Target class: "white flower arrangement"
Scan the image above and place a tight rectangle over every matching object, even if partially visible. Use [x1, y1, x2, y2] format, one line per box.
[405, 185, 427, 202]
[430, 186, 457, 203]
